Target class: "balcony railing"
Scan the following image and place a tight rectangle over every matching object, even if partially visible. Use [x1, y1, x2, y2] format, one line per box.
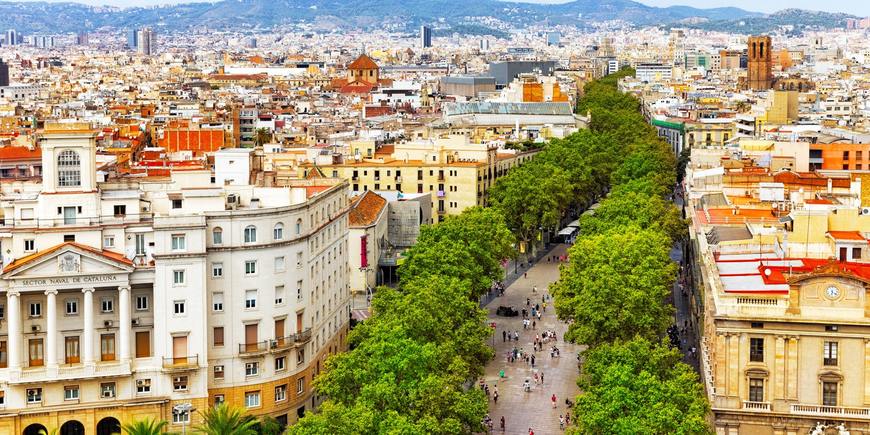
[272, 336, 295, 351]
[742, 401, 771, 411]
[238, 341, 270, 355]
[791, 404, 870, 419]
[162, 354, 198, 370]
[294, 328, 312, 344]
[0, 213, 154, 228]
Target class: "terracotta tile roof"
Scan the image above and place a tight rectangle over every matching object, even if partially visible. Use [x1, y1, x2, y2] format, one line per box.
[348, 191, 387, 227]
[347, 54, 379, 70]
[0, 146, 40, 160]
[828, 231, 866, 242]
[3, 242, 133, 274]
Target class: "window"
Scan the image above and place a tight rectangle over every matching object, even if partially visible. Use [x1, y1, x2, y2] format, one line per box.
[26, 388, 42, 404]
[101, 298, 113, 313]
[748, 378, 764, 402]
[100, 382, 116, 399]
[245, 260, 257, 275]
[823, 382, 838, 406]
[29, 302, 41, 317]
[100, 334, 116, 361]
[275, 256, 285, 272]
[275, 356, 286, 371]
[296, 219, 303, 235]
[245, 290, 257, 309]
[65, 336, 80, 364]
[171, 199, 183, 209]
[214, 394, 225, 406]
[244, 391, 260, 408]
[213, 327, 224, 346]
[245, 362, 259, 376]
[135, 332, 150, 358]
[173, 270, 185, 285]
[173, 408, 190, 424]
[275, 285, 285, 305]
[275, 384, 287, 402]
[853, 247, 862, 260]
[843, 151, 850, 160]
[244, 225, 257, 243]
[274, 223, 284, 240]
[174, 300, 186, 315]
[297, 348, 305, 365]
[136, 378, 151, 393]
[824, 341, 838, 366]
[113, 204, 126, 217]
[57, 150, 81, 187]
[214, 365, 225, 380]
[135, 234, 146, 255]
[173, 376, 188, 392]
[212, 262, 223, 278]
[65, 299, 78, 315]
[749, 338, 764, 362]
[296, 377, 305, 394]
[24, 239, 35, 252]
[297, 280, 303, 301]
[135, 295, 148, 311]
[103, 236, 114, 248]
[64, 385, 79, 401]
[171, 234, 186, 250]
[212, 227, 223, 245]
[213, 292, 224, 312]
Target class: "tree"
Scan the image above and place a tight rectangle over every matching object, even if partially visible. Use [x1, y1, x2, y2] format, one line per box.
[195, 403, 259, 435]
[256, 415, 283, 435]
[122, 418, 169, 435]
[581, 191, 686, 241]
[254, 127, 271, 146]
[552, 227, 676, 346]
[571, 338, 711, 435]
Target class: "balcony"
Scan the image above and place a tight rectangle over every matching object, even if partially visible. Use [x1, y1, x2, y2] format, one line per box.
[271, 336, 295, 352]
[162, 355, 199, 371]
[742, 401, 771, 412]
[436, 190, 445, 198]
[239, 341, 270, 356]
[294, 328, 312, 346]
[395, 176, 402, 182]
[791, 404, 870, 419]
[9, 361, 133, 384]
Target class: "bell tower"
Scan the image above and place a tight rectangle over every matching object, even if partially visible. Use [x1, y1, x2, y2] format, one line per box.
[39, 122, 98, 194]
[747, 35, 772, 90]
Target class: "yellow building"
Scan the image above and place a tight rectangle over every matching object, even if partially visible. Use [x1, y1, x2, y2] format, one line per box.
[686, 120, 735, 148]
[297, 136, 538, 221]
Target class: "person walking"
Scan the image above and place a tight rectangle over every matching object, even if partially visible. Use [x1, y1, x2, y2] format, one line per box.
[551, 393, 557, 408]
[559, 415, 564, 430]
[514, 331, 519, 341]
[502, 330, 507, 342]
[531, 354, 536, 367]
[500, 416, 505, 432]
[540, 371, 544, 384]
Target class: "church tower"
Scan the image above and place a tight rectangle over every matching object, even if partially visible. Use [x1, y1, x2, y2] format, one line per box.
[747, 35, 772, 90]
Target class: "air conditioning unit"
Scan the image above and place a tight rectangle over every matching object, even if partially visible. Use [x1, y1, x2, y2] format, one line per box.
[214, 366, 224, 375]
[173, 376, 185, 384]
[104, 320, 113, 327]
[270, 340, 277, 349]
[101, 388, 115, 398]
[132, 318, 140, 326]
[136, 379, 148, 388]
[31, 325, 41, 332]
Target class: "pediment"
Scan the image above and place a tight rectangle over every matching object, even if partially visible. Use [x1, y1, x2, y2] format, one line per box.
[2, 243, 133, 281]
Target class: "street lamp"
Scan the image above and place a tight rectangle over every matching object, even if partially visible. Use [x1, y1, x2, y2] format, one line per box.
[173, 403, 195, 435]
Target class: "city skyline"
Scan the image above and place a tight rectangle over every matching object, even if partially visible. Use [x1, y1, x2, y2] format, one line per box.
[5, 0, 870, 16]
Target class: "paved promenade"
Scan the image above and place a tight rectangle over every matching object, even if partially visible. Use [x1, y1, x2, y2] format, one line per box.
[482, 244, 583, 434]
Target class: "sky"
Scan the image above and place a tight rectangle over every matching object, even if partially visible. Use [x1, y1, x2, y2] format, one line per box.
[11, 0, 870, 15]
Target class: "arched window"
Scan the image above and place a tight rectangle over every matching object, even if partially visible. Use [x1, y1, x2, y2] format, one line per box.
[212, 227, 223, 245]
[273, 223, 284, 240]
[296, 219, 303, 235]
[244, 225, 257, 243]
[57, 150, 81, 187]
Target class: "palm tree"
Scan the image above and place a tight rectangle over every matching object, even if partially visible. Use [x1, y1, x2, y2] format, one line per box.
[122, 418, 169, 435]
[195, 403, 258, 435]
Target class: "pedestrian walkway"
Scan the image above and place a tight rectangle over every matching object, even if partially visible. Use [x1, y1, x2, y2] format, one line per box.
[482, 243, 582, 434]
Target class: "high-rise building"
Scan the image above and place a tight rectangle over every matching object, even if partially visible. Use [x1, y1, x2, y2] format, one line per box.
[420, 25, 432, 49]
[0, 58, 8, 87]
[5, 29, 16, 46]
[127, 28, 138, 49]
[76, 32, 89, 46]
[479, 38, 490, 52]
[747, 35, 772, 90]
[136, 27, 156, 56]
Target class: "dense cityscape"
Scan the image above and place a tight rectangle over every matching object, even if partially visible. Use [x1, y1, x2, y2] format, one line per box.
[0, 0, 867, 434]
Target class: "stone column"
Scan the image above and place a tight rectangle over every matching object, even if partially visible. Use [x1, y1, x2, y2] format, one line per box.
[6, 289, 21, 370]
[82, 288, 95, 365]
[45, 290, 58, 369]
[774, 336, 786, 400]
[864, 339, 870, 406]
[728, 333, 740, 397]
[118, 286, 131, 362]
[786, 336, 799, 400]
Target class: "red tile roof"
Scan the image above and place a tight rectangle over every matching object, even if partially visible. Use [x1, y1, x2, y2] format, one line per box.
[348, 191, 387, 227]
[827, 231, 866, 242]
[0, 146, 40, 160]
[3, 242, 133, 274]
[347, 54, 379, 70]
